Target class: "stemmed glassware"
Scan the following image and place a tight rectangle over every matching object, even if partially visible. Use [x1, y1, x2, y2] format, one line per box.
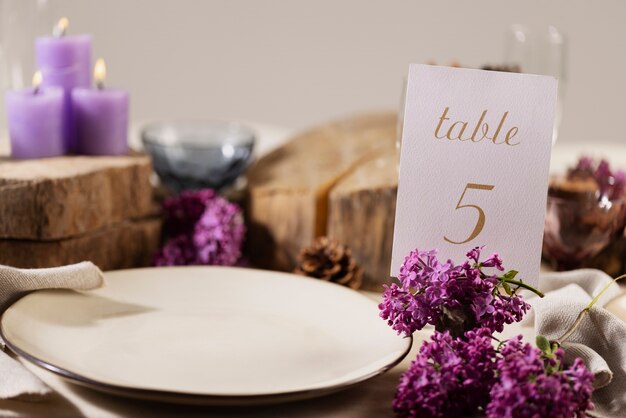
[504, 24, 567, 144]
[0, 0, 55, 138]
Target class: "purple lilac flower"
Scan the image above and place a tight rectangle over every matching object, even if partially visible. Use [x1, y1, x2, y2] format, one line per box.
[595, 159, 626, 200]
[393, 328, 497, 418]
[481, 252, 504, 270]
[486, 337, 594, 418]
[466, 247, 481, 264]
[378, 283, 421, 336]
[193, 196, 246, 265]
[615, 170, 626, 188]
[153, 234, 196, 266]
[479, 295, 529, 335]
[162, 189, 219, 236]
[379, 246, 529, 337]
[567, 156, 626, 200]
[569, 155, 594, 176]
[154, 189, 245, 266]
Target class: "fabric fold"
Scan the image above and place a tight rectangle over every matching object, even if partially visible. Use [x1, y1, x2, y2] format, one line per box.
[524, 269, 626, 418]
[0, 262, 104, 401]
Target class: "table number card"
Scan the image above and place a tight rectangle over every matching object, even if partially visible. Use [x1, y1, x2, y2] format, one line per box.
[391, 64, 557, 285]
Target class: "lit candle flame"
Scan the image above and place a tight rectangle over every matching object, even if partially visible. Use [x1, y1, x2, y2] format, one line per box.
[32, 71, 43, 93]
[53, 17, 69, 37]
[94, 58, 106, 89]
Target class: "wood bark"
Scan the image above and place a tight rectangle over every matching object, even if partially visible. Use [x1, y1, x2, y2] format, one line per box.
[0, 154, 154, 240]
[0, 218, 162, 270]
[327, 147, 398, 290]
[246, 112, 398, 282]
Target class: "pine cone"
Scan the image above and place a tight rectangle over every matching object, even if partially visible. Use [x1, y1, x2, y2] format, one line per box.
[294, 237, 363, 289]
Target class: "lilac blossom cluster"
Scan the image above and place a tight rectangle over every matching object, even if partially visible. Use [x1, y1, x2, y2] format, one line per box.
[487, 336, 594, 418]
[154, 189, 245, 266]
[394, 330, 595, 418]
[393, 328, 496, 418]
[383, 246, 595, 418]
[379, 247, 529, 337]
[568, 156, 626, 200]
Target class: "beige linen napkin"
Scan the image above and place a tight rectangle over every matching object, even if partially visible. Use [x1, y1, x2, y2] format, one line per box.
[0, 262, 104, 400]
[522, 269, 626, 418]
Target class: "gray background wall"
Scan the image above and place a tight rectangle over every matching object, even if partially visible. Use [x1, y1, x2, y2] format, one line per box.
[1, 0, 624, 143]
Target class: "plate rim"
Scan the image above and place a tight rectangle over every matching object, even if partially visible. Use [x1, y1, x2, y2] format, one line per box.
[0, 266, 413, 405]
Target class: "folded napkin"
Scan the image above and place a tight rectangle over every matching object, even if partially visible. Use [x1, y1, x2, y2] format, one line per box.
[0, 262, 104, 401]
[522, 269, 626, 418]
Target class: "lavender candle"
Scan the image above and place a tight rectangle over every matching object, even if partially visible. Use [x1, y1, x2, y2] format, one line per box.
[5, 72, 65, 159]
[35, 17, 92, 154]
[72, 59, 129, 156]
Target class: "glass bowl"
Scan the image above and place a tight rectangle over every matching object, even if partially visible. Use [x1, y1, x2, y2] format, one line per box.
[142, 121, 255, 193]
[543, 194, 626, 270]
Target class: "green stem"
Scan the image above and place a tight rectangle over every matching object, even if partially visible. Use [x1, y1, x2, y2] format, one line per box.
[503, 278, 545, 298]
[555, 273, 626, 346]
[555, 309, 588, 346]
[586, 273, 626, 310]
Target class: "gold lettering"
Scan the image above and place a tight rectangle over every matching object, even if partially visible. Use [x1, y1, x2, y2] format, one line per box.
[446, 121, 468, 140]
[478, 123, 489, 142]
[434, 107, 519, 146]
[491, 111, 508, 144]
[471, 110, 487, 140]
[435, 107, 450, 139]
[505, 126, 519, 146]
[444, 183, 495, 244]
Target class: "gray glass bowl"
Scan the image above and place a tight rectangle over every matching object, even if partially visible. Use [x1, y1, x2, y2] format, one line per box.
[142, 121, 255, 192]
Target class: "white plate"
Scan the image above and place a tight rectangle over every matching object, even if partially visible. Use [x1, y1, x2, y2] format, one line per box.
[0, 267, 411, 405]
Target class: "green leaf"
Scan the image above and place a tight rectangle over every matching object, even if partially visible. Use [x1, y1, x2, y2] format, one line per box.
[536, 335, 551, 354]
[551, 342, 560, 353]
[502, 282, 513, 296]
[503, 270, 518, 280]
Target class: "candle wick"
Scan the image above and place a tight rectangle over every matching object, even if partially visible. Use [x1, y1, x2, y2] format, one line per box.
[33, 85, 40, 95]
[53, 17, 69, 37]
[52, 25, 66, 37]
[96, 80, 104, 90]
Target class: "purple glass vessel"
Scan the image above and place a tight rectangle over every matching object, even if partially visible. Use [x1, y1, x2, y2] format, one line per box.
[36, 34, 92, 154]
[543, 193, 626, 270]
[5, 86, 65, 159]
[72, 87, 129, 155]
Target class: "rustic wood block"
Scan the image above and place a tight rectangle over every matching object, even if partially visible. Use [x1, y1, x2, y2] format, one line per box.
[247, 112, 397, 272]
[0, 154, 154, 240]
[328, 147, 398, 290]
[0, 218, 162, 270]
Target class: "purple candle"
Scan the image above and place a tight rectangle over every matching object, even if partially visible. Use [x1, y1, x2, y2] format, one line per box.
[35, 18, 92, 154]
[5, 72, 65, 159]
[72, 59, 129, 156]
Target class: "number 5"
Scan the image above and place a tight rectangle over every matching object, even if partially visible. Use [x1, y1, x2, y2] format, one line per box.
[444, 183, 495, 245]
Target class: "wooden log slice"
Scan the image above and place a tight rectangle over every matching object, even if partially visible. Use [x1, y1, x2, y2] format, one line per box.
[0, 217, 162, 270]
[247, 112, 397, 272]
[328, 147, 398, 290]
[0, 153, 154, 240]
